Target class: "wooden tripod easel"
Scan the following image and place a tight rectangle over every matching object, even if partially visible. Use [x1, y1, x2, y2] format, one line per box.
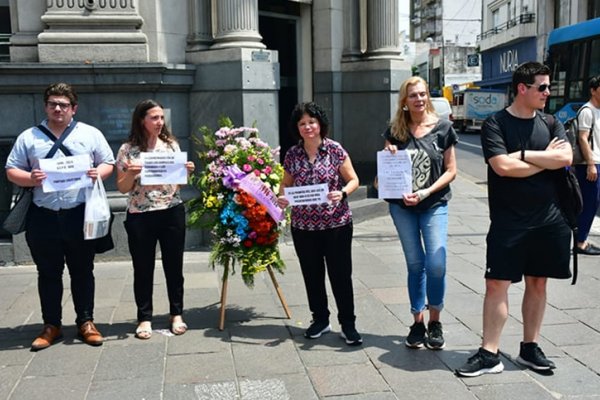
[218, 264, 291, 331]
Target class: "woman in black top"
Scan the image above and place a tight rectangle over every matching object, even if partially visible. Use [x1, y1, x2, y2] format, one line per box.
[383, 76, 458, 350]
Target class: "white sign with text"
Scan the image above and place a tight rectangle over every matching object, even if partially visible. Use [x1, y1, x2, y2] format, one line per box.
[39, 154, 92, 193]
[284, 183, 329, 206]
[140, 152, 188, 185]
[377, 150, 413, 199]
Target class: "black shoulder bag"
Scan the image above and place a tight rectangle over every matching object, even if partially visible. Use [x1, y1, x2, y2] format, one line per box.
[538, 113, 582, 285]
[3, 122, 78, 235]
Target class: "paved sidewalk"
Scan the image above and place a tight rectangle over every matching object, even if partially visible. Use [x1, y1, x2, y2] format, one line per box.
[1, 174, 600, 400]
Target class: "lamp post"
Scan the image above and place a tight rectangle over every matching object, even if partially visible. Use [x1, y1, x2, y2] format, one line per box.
[440, 35, 445, 89]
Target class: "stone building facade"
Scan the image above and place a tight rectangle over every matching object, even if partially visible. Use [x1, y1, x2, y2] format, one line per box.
[0, 0, 412, 261]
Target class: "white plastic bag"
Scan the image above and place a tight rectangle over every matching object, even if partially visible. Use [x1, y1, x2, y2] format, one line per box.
[84, 178, 111, 240]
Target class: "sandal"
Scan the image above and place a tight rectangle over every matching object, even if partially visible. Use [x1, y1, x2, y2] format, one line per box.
[135, 322, 152, 340]
[169, 316, 188, 335]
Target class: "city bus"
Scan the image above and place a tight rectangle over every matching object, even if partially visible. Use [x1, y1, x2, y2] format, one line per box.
[546, 17, 600, 123]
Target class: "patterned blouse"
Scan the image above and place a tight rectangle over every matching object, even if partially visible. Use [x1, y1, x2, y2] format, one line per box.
[116, 139, 183, 213]
[283, 138, 352, 230]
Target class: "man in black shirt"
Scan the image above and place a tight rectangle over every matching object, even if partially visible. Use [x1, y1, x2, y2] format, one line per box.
[456, 62, 573, 377]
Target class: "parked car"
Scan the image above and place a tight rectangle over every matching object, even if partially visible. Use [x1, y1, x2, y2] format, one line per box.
[430, 97, 453, 121]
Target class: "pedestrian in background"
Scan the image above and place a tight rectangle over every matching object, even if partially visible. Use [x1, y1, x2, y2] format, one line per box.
[5, 82, 115, 350]
[456, 62, 572, 377]
[116, 99, 195, 340]
[573, 75, 600, 255]
[382, 76, 457, 350]
[277, 102, 362, 346]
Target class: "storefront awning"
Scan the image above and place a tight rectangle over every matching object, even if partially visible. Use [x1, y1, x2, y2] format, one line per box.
[473, 75, 512, 88]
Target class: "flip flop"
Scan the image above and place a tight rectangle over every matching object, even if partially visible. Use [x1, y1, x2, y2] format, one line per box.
[170, 316, 188, 335]
[135, 322, 152, 340]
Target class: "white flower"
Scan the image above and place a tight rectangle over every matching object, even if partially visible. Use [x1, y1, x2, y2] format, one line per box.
[224, 144, 237, 154]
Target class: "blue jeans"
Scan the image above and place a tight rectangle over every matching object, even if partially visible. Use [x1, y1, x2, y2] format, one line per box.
[389, 203, 448, 315]
[575, 164, 600, 243]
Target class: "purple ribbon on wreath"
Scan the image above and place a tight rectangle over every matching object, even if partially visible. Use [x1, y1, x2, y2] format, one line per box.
[222, 165, 246, 189]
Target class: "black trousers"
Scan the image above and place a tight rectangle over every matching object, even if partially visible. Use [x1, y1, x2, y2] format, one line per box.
[291, 223, 356, 327]
[124, 204, 185, 322]
[26, 203, 97, 327]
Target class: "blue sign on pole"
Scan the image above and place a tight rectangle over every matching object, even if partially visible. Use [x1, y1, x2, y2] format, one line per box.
[467, 54, 479, 67]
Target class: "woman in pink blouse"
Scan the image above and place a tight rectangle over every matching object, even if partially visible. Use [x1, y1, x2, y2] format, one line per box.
[277, 102, 362, 345]
[116, 99, 194, 340]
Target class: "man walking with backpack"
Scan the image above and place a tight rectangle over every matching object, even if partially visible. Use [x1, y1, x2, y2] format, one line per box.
[455, 62, 573, 377]
[573, 76, 600, 255]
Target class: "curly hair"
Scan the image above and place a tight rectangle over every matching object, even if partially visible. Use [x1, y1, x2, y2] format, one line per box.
[288, 102, 330, 142]
[127, 99, 176, 151]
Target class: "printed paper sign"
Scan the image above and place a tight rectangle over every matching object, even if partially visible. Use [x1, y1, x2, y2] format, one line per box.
[238, 173, 284, 222]
[284, 184, 329, 206]
[39, 154, 93, 193]
[140, 152, 188, 185]
[377, 150, 413, 199]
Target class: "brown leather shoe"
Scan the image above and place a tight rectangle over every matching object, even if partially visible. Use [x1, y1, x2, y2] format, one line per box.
[31, 324, 63, 351]
[78, 321, 104, 346]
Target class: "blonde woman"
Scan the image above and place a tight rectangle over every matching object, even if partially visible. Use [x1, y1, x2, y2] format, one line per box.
[383, 77, 458, 350]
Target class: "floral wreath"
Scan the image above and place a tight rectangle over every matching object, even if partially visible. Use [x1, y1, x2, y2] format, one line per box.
[188, 117, 287, 286]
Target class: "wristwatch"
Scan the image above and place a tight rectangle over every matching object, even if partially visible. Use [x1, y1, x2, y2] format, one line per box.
[341, 190, 348, 200]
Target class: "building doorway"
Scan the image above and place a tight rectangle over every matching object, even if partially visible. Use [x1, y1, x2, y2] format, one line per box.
[259, 0, 307, 160]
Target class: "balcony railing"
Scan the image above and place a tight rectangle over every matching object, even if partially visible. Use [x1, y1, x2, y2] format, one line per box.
[477, 13, 535, 41]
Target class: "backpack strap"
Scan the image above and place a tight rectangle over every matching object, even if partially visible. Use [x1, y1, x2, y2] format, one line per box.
[572, 229, 578, 285]
[537, 112, 556, 135]
[576, 105, 594, 150]
[37, 121, 78, 158]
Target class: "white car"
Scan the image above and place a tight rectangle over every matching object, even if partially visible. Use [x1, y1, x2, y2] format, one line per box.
[430, 97, 453, 121]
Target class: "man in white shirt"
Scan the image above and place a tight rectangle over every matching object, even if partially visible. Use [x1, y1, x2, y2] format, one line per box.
[574, 76, 600, 255]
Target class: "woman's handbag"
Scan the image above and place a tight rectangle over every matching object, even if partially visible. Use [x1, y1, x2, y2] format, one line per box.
[2, 187, 33, 235]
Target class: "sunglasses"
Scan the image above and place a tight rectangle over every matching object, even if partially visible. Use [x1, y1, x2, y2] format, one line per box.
[525, 83, 551, 92]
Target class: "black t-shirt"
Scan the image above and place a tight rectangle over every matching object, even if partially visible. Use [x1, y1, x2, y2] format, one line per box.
[382, 119, 458, 211]
[482, 109, 566, 229]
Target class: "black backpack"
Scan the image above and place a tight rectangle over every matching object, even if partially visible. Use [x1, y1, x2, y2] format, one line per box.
[564, 105, 594, 164]
[540, 113, 583, 284]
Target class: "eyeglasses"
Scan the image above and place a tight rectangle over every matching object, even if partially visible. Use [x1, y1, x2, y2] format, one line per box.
[46, 101, 72, 111]
[525, 83, 551, 92]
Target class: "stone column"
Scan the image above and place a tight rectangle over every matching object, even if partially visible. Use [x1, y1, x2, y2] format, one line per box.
[38, 0, 148, 63]
[211, 0, 265, 49]
[186, 0, 212, 56]
[342, 0, 361, 61]
[365, 0, 400, 59]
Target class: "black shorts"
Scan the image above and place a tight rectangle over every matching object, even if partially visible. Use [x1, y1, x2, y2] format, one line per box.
[485, 223, 572, 283]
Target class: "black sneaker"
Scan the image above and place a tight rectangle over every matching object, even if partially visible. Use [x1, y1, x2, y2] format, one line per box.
[340, 326, 363, 346]
[426, 321, 445, 350]
[405, 322, 427, 348]
[455, 347, 505, 377]
[516, 342, 556, 370]
[304, 320, 331, 339]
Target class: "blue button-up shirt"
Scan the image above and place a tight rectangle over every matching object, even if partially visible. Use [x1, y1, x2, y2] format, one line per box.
[5, 119, 115, 210]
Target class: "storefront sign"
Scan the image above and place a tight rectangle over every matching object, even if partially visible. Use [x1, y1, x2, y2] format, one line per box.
[480, 38, 536, 83]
